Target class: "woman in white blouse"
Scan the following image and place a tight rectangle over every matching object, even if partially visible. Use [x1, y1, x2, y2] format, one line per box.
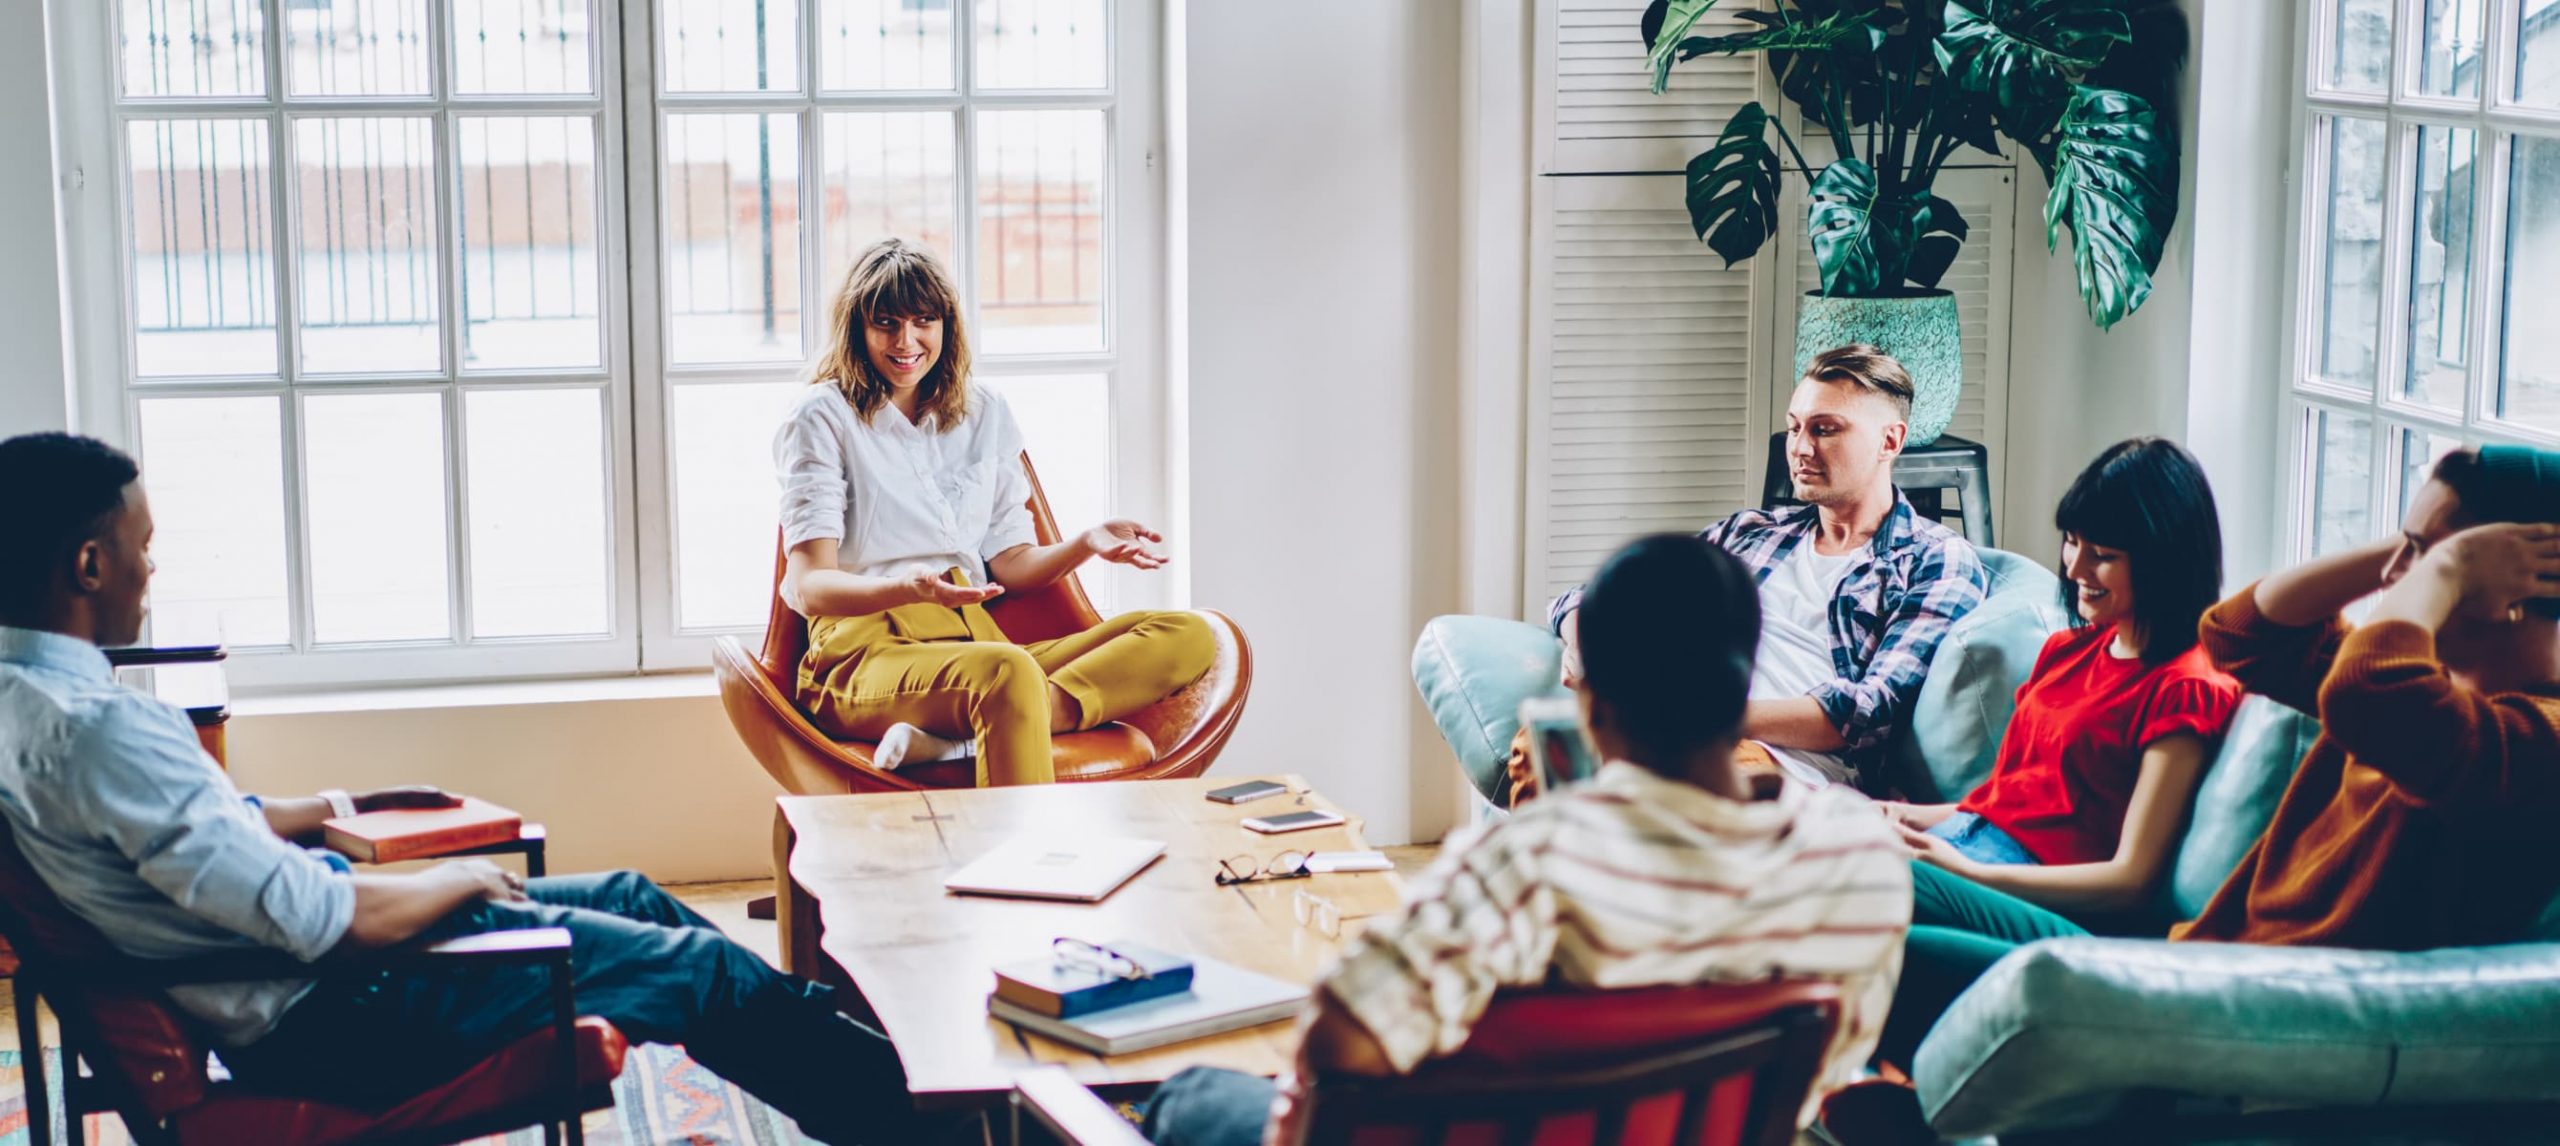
[773, 240, 1217, 786]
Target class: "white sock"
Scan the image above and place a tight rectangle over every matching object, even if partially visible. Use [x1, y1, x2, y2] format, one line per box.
[873, 723, 973, 771]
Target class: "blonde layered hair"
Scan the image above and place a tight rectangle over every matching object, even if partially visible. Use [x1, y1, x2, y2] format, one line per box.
[812, 238, 973, 429]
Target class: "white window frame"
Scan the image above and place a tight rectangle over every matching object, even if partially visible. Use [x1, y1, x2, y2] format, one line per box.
[2283, 0, 2560, 562]
[57, 0, 643, 693]
[52, 0, 1167, 690]
[624, 0, 1167, 670]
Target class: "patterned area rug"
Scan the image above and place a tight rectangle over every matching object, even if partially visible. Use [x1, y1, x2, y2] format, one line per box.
[0, 1044, 817, 1145]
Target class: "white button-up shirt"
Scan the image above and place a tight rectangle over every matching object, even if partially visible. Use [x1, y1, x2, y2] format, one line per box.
[773, 382, 1039, 614]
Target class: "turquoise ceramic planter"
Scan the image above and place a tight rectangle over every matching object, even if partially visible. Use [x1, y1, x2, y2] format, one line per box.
[1794, 290, 1963, 447]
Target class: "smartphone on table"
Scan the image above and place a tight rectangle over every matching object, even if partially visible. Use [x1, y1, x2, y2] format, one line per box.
[1241, 809, 1347, 835]
[1205, 779, 1289, 805]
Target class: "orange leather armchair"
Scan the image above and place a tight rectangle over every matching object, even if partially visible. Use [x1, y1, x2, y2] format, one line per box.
[713, 453, 1251, 794]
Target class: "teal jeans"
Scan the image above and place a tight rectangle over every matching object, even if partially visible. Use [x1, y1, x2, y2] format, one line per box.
[1877, 861, 2091, 1068]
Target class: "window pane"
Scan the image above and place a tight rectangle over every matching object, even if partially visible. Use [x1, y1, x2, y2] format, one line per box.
[975, 0, 1106, 90]
[293, 117, 443, 375]
[2403, 125, 2475, 411]
[672, 381, 805, 629]
[285, 0, 433, 97]
[665, 114, 804, 364]
[2500, 134, 2560, 434]
[454, 0, 595, 95]
[975, 110, 1104, 354]
[2315, 116, 2388, 393]
[129, 119, 278, 378]
[2325, 0, 2392, 93]
[304, 392, 451, 643]
[979, 374, 1111, 610]
[459, 116, 602, 371]
[137, 396, 291, 648]
[820, 112, 957, 287]
[2309, 407, 2376, 557]
[465, 388, 609, 637]
[661, 0, 800, 92]
[2399, 427, 2464, 517]
[2416, 0, 2482, 99]
[819, 0, 954, 91]
[120, 0, 266, 98]
[2520, 0, 2560, 107]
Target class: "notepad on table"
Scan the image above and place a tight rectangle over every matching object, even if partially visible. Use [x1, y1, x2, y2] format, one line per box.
[988, 954, 1307, 1055]
[992, 940, 1195, 1018]
[942, 835, 1166, 902]
[323, 798, 523, 864]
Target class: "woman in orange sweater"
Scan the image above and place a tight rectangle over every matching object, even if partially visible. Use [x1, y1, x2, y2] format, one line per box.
[1852, 445, 2560, 1116]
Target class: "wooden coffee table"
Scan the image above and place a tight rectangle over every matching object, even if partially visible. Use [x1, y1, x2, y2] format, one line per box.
[773, 775, 1403, 1110]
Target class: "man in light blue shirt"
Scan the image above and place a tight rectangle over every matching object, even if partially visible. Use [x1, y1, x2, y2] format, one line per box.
[0, 433, 956, 1145]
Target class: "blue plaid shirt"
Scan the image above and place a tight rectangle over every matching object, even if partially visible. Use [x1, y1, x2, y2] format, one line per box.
[1549, 495, 1989, 782]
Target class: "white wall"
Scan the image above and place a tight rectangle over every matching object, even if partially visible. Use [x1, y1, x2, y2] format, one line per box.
[1179, 0, 1465, 846]
[1, 0, 71, 437]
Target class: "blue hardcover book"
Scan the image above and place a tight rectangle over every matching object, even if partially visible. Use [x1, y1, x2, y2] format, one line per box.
[992, 940, 1195, 1018]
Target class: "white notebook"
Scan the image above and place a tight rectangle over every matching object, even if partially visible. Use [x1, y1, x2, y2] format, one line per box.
[942, 835, 1167, 902]
[988, 955, 1308, 1054]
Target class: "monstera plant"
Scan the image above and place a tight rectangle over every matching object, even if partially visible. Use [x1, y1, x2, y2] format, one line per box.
[1645, 0, 2185, 333]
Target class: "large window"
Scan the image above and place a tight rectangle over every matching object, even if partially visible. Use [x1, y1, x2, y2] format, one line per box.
[2291, 0, 2560, 558]
[70, 0, 1152, 689]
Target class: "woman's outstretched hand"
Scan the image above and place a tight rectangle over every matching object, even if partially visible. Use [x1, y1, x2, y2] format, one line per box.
[1081, 519, 1170, 570]
[908, 569, 1005, 608]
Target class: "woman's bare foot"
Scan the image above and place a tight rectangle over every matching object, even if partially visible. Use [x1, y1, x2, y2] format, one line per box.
[873, 723, 972, 771]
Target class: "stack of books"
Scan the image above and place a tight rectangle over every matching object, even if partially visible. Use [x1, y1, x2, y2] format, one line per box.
[988, 940, 1307, 1055]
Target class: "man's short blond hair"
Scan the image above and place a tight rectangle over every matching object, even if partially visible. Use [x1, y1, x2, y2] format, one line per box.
[1802, 344, 1915, 423]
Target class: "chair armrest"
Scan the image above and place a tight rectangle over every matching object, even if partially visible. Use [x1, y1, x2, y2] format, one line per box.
[102, 645, 228, 668]
[44, 928, 573, 989]
[1012, 1066, 1149, 1146]
[1914, 937, 2560, 1138]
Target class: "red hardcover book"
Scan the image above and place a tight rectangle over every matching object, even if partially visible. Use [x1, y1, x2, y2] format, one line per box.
[323, 798, 523, 863]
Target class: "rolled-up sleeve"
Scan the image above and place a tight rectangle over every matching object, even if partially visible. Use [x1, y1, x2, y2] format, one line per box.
[978, 399, 1038, 560]
[774, 396, 850, 552]
[68, 701, 352, 963]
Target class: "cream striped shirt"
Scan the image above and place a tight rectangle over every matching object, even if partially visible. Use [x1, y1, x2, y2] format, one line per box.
[1325, 761, 1909, 1102]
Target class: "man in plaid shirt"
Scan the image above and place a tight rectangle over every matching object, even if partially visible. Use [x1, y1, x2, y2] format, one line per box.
[1551, 345, 1988, 790]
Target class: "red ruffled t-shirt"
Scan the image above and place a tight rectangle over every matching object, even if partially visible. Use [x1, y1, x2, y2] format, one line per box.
[1958, 626, 2243, 865]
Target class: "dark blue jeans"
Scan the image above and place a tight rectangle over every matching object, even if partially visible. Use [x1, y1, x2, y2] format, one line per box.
[226, 871, 957, 1145]
[1142, 1066, 1277, 1146]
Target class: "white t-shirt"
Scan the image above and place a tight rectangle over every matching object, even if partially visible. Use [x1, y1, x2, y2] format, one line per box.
[1749, 542, 1860, 786]
[771, 383, 1040, 614]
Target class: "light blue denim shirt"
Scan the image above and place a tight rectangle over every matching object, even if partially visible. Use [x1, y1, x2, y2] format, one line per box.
[0, 626, 355, 1046]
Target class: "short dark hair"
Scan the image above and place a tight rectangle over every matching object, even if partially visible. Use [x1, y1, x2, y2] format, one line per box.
[1803, 344, 1916, 422]
[2053, 438, 2223, 663]
[0, 433, 141, 618]
[1577, 534, 1760, 770]
[2432, 445, 2560, 619]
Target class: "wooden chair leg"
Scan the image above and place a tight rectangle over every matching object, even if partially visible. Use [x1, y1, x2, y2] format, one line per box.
[550, 959, 582, 1146]
[16, 975, 52, 1146]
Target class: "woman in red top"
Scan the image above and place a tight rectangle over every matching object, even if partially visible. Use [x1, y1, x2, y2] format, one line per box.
[1882, 438, 2242, 923]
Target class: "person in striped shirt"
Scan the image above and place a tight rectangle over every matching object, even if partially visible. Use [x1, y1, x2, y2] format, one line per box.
[1142, 534, 1912, 1145]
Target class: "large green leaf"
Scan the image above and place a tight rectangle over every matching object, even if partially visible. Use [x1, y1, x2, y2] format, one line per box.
[1934, 0, 2131, 145]
[1644, 0, 1728, 93]
[2044, 86, 2177, 329]
[1673, 8, 1880, 63]
[1686, 102, 1784, 267]
[1905, 195, 1971, 289]
[1808, 159, 1891, 296]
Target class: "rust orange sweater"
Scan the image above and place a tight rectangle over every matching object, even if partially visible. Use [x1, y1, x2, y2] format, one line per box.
[2171, 587, 2560, 949]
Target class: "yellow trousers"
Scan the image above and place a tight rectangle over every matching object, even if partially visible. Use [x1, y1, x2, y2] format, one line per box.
[796, 593, 1218, 787]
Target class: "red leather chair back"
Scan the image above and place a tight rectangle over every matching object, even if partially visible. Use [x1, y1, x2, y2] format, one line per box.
[1303, 981, 1841, 1146]
[0, 818, 217, 1118]
[754, 451, 1102, 683]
